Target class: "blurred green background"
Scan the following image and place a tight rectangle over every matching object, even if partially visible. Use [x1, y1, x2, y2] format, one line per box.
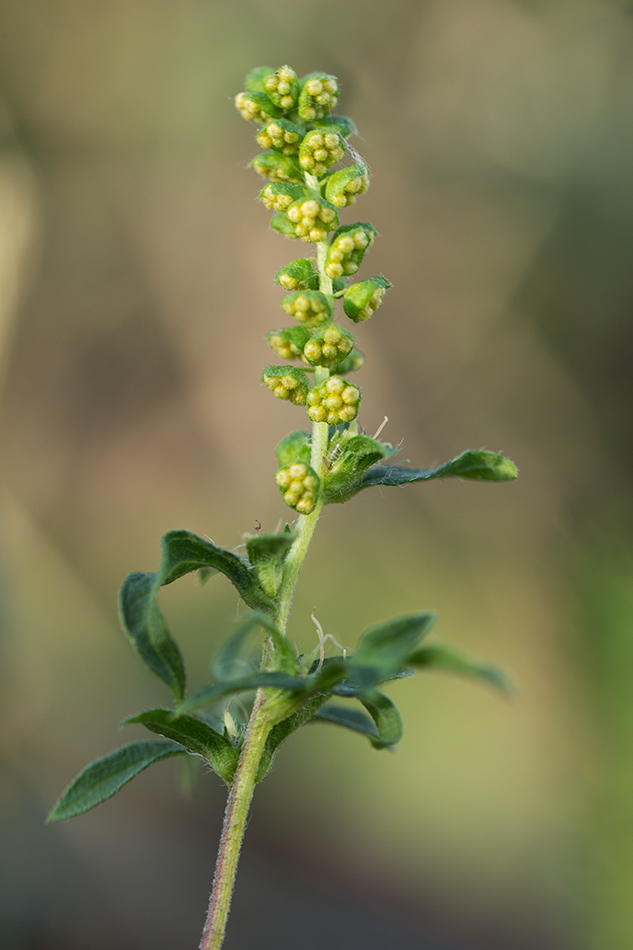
[1, 1, 632, 948]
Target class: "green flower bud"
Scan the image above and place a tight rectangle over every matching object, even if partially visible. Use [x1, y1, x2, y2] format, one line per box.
[324, 164, 370, 209]
[251, 152, 302, 184]
[267, 326, 311, 360]
[235, 91, 282, 124]
[275, 258, 318, 291]
[262, 366, 310, 405]
[263, 65, 300, 111]
[256, 118, 304, 155]
[343, 276, 391, 322]
[298, 72, 339, 121]
[313, 116, 356, 139]
[286, 196, 339, 242]
[306, 376, 361, 425]
[282, 290, 332, 327]
[299, 129, 345, 176]
[303, 325, 354, 368]
[276, 430, 311, 467]
[259, 182, 306, 213]
[244, 66, 275, 95]
[324, 223, 376, 279]
[275, 462, 320, 515]
[331, 346, 365, 375]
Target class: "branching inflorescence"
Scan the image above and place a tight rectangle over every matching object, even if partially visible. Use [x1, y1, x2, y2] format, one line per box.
[48, 65, 518, 950]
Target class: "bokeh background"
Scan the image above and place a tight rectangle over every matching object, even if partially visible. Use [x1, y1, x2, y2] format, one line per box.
[1, 1, 632, 948]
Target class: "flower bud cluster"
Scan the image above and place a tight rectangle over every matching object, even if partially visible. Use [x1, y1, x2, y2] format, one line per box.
[299, 129, 345, 176]
[275, 259, 318, 292]
[275, 462, 320, 515]
[256, 119, 303, 155]
[236, 65, 392, 513]
[262, 366, 310, 405]
[259, 183, 306, 213]
[303, 326, 354, 368]
[325, 225, 376, 279]
[286, 197, 338, 242]
[282, 291, 332, 327]
[306, 377, 360, 425]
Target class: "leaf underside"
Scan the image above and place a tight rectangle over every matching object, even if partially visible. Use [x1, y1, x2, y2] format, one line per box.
[47, 740, 185, 823]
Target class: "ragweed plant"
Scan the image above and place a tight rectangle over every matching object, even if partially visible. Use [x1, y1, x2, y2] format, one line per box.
[48, 65, 518, 950]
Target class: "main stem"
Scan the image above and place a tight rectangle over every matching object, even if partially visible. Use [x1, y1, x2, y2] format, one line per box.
[200, 231, 333, 949]
[199, 691, 272, 950]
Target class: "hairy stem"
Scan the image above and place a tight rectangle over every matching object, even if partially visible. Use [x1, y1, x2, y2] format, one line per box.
[199, 692, 272, 950]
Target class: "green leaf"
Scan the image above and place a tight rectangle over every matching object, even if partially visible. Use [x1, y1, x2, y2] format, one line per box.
[158, 530, 274, 612]
[119, 572, 187, 703]
[311, 704, 379, 739]
[213, 611, 298, 680]
[349, 612, 437, 689]
[246, 531, 297, 599]
[122, 709, 239, 784]
[177, 671, 307, 716]
[408, 643, 513, 694]
[358, 690, 403, 749]
[361, 450, 518, 490]
[46, 741, 185, 822]
[322, 435, 391, 503]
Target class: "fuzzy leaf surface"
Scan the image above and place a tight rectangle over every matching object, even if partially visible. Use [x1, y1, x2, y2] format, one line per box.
[349, 612, 437, 688]
[408, 643, 512, 694]
[312, 704, 380, 739]
[158, 530, 274, 611]
[358, 691, 403, 748]
[119, 572, 187, 703]
[177, 672, 307, 715]
[122, 709, 239, 783]
[213, 611, 298, 680]
[361, 450, 518, 491]
[47, 741, 185, 822]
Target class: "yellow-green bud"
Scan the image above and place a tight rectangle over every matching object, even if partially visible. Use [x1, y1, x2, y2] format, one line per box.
[306, 376, 361, 425]
[251, 152, 302, 184]
[262, 366, 310, 405]
[256, 118, 304, 155]
[267, 326, 310, 360]
[259, 182, 306, 213]
[275, 462, 320, 515]
[298, 72, 339, 121]
[299, 129, 345, 176]
[275, 258, 318, 291]
[324, 223, 376, 279]
[286, 197, 339, 242]
[324, 164, 370, 209]
[263, 65, 300, 111]
[234, 91, 281, 124]
[282, 290, 332, 327]
[343, 276, 391, 322]
[303, 325, 354, 368]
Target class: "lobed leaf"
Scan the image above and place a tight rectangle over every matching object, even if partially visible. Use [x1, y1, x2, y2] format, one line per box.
[46, 741, 185, 822]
